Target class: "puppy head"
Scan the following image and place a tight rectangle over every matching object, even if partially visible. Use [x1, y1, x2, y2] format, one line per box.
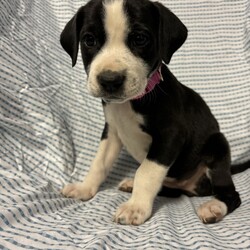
[60, 0, 187, 103]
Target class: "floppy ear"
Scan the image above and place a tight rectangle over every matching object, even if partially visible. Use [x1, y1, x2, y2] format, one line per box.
[154, 2, 188, 64]
[60, 7, 85, 67]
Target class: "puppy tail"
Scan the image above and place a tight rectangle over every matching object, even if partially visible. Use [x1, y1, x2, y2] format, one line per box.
[231, 160, 250, 175]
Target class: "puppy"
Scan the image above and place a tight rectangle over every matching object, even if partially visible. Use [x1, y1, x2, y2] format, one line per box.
[60, 0, 249, 225]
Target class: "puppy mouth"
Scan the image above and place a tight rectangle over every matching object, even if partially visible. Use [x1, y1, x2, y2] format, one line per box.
[102, 98, 124, 104]
[101, 88, 146, 103]
[102, 95, 122, 102]
[102, 95, 131, 104]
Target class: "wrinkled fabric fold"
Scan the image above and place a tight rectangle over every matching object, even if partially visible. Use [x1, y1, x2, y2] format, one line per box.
[0, 0, 249, 249]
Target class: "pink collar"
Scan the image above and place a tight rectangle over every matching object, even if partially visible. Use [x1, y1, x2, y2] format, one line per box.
[133, 65, 163, 100]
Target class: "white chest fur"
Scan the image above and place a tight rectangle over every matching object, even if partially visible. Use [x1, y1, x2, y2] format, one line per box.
[104, 102, 152, 163]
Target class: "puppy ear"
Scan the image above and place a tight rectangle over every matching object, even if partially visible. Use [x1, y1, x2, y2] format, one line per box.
[154, 2, 188, 64]
[60, 7, 85, 67]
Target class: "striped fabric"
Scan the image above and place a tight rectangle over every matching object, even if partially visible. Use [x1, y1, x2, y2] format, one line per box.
[0, 0, 249, 249]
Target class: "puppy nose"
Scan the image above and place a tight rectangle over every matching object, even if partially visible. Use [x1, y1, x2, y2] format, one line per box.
[97, 70, 125, 92]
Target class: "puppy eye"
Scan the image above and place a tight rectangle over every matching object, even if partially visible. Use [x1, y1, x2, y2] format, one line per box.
[130, 32, 149, 47]
[82, 33, 97, 48]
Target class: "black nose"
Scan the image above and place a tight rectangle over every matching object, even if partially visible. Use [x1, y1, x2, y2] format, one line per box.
[97, 70, 126, 93]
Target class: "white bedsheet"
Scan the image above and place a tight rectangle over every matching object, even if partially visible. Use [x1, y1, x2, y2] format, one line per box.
[0, 0, 250, 249]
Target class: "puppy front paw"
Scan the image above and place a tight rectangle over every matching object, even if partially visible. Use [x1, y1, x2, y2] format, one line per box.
[114, 201, 152, 225]
[61, 182, 97, 201]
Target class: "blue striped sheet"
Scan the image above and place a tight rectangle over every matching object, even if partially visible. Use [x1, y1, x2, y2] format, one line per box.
[0, 0, 250, 249]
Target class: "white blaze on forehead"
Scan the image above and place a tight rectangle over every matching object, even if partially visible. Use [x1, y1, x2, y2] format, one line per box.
[103, 0, 128, 44]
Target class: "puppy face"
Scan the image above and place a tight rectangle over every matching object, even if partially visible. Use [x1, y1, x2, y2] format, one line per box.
[85, 0, 155, 103]
[60, 0, 187, 103]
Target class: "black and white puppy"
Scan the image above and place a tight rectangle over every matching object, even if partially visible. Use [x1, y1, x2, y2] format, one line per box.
[60, 0, 249, 225]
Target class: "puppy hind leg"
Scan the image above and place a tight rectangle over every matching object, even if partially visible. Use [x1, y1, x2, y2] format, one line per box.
[197, 133, 241, 223]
